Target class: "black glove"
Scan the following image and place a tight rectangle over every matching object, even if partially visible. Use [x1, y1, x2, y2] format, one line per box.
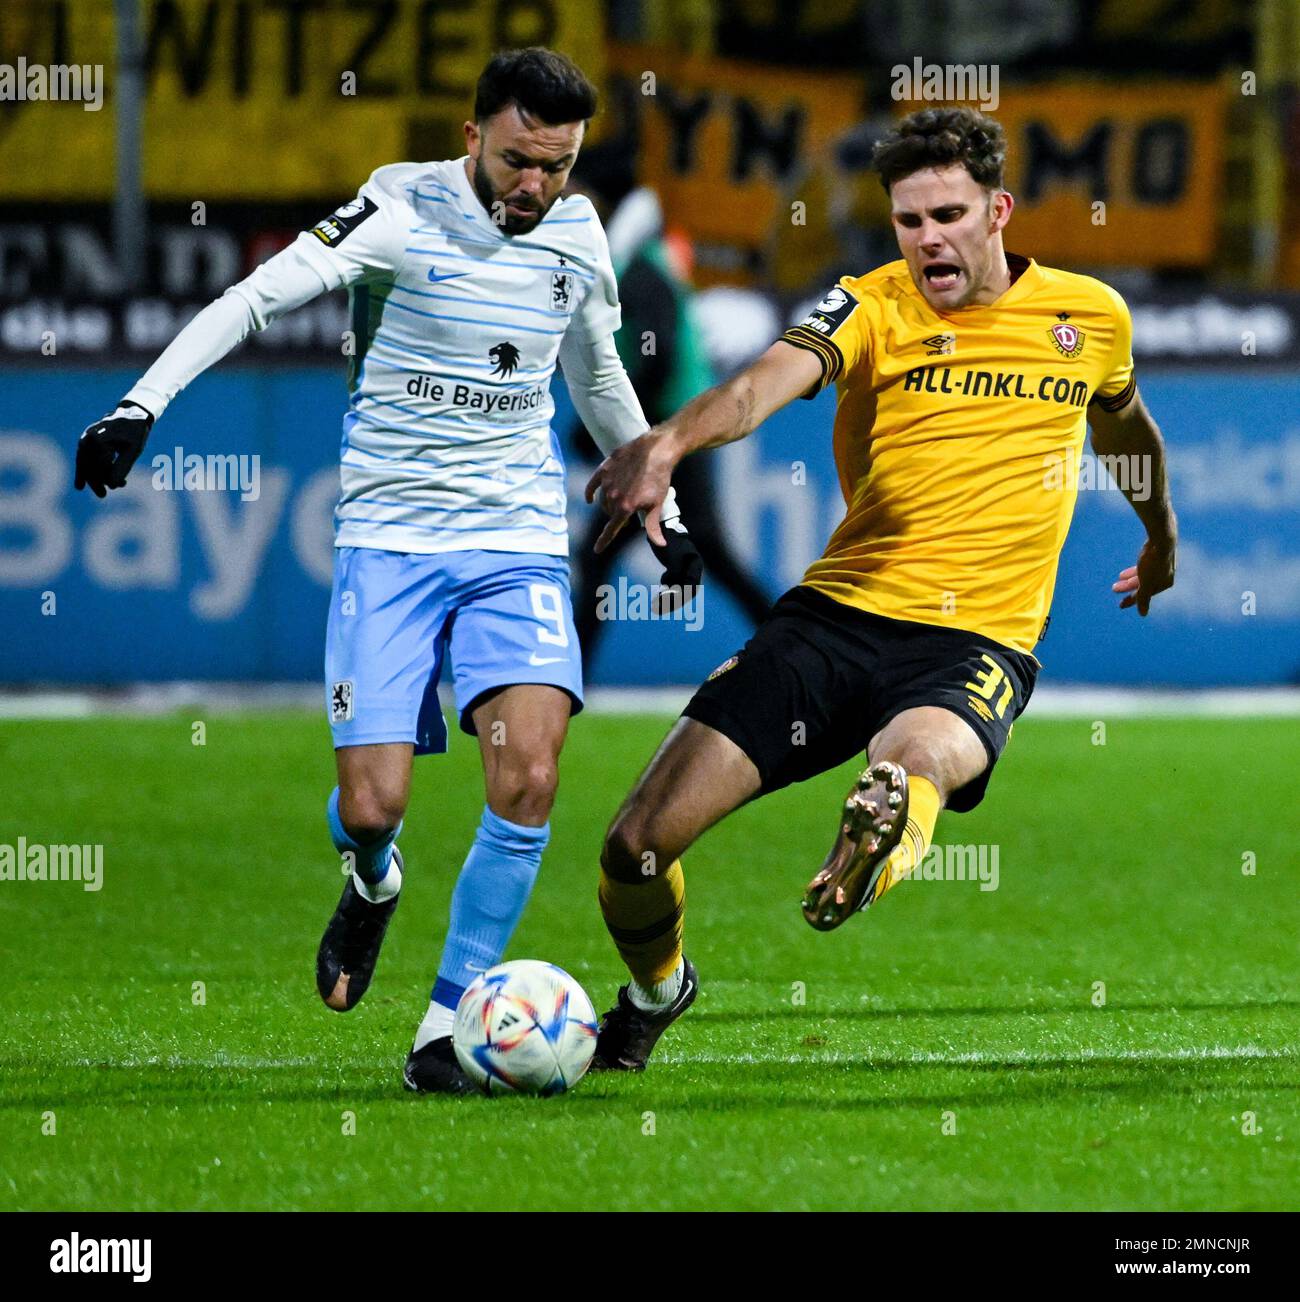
[75, 400, 154, 498]
[648, 515, 704, 614]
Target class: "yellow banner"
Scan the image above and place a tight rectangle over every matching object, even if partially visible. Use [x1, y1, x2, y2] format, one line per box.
[994, 80, 1226, 268]
[607, 62, 1225, 281]
[0, 0, 604, 200]
[605, 43, 864, 287]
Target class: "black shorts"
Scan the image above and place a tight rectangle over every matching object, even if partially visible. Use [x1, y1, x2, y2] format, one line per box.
[683, 586, 1038, 813]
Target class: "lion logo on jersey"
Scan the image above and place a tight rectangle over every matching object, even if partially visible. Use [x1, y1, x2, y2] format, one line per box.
[551, 270, 574, 310]
[489, 341, 521, 377]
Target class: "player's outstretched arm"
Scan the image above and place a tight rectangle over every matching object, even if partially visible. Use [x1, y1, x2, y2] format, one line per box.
[584, 340, 822, 551]
[75, 175, 402, 499]
[1087, 388, 1178, 616]
[74, 245, 330, 498]
[558, 327, 702, 594]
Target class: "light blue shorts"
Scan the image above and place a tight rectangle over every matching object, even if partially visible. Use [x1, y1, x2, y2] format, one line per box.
[324, 547, 583, 754]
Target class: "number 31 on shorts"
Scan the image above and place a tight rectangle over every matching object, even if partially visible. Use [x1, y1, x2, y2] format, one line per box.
[965, 653, 1015, 718]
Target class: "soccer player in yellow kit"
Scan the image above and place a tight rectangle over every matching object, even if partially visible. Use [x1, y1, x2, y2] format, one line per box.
[582, 107, 1178, 1071]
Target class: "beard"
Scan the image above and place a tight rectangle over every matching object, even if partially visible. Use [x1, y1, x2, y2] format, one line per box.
[471, 163, 545, 235]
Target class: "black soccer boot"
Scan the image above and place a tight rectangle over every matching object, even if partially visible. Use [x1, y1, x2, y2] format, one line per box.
[589, 957, 699, 1072]
[403, 1036, 478, 1095]
[315, 848, 402, 1011]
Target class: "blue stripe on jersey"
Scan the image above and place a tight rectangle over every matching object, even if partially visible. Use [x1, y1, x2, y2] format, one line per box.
[349, 496, 561, 514]
[403, 242, 597, 282]
[384, 296, 568, 336]
[406, 235, 535, 253]
[364, 339, 553, 382]
[387, 282, 570, 319]
[353, 392, 500, 427]
[406, 192, 481, 225]
[342, 425, 552, 462]
[334, 512, 568, 535]
[348, 410, 480, 445]
[341, 450, 443, 470]
[343, 411, 554, 456]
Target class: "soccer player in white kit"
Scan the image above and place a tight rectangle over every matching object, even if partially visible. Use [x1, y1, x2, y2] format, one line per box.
[74, 48, 702, 1093]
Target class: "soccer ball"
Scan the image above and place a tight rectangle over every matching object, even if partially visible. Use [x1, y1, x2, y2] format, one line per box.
[453, 960, 598, 1096]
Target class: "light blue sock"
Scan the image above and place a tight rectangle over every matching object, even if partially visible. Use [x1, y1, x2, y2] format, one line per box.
[327, 786, 400, 886]
[433, 806, 548, 1009]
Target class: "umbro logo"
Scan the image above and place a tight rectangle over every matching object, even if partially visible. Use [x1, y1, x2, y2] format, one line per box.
[923, 333, 956, 356]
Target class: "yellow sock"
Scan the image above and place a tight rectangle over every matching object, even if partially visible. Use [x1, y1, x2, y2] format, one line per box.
[871, 774, 942, 904]
[598, 858, 685, 986]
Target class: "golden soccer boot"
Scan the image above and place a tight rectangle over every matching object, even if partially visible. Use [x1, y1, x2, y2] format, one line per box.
[801, 761, 909, 931]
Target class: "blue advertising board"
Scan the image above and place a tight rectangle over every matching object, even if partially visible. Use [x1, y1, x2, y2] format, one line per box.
[1, 366, 1296, 687]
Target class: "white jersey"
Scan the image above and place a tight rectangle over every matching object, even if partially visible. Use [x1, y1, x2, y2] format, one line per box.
[286, 157, 621, 556]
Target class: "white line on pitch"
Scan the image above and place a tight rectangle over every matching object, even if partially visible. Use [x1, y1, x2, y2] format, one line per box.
[2, 684, 1299, 719]
[658, 1044, 1292, 1067]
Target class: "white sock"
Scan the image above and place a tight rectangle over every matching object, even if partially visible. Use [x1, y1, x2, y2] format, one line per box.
[628, 959, 684, 1013]
[353, 852, 402, 904]
[412, 1000, 455, 1052]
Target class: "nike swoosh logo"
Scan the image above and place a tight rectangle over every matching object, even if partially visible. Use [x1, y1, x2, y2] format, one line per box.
[427, 268, 468, 284]
[528, 654, 568, 666]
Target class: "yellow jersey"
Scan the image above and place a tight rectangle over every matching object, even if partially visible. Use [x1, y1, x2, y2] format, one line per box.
[781, 254, 1136, 655]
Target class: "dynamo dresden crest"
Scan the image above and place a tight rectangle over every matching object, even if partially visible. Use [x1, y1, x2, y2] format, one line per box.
[1049, 321, 1085, 359]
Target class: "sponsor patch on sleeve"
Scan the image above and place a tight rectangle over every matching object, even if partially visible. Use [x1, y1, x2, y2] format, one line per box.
[309, 195, 378, 248]
[780, 282, 860, 396]
[799, 284, 859, 336]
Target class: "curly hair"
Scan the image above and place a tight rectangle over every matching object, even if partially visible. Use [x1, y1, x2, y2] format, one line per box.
[873, 107, 1006, 193]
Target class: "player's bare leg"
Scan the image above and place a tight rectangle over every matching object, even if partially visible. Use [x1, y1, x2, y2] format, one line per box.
[404, 684, 571, 1093]
[592, 718, 762, 1070]
[336, 741, 414, 838]
[802, 706, 987, 929]
[317, 742, 413, 1010]
[605, 717, 762, 868]
[472, 683, 572, 827]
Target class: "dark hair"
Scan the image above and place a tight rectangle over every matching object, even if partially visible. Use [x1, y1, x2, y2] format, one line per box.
[873, 107, 1006, 192]
[474, 47, 598, 126]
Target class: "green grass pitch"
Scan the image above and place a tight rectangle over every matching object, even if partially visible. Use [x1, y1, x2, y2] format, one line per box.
[1, 710, 1296, 1211]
